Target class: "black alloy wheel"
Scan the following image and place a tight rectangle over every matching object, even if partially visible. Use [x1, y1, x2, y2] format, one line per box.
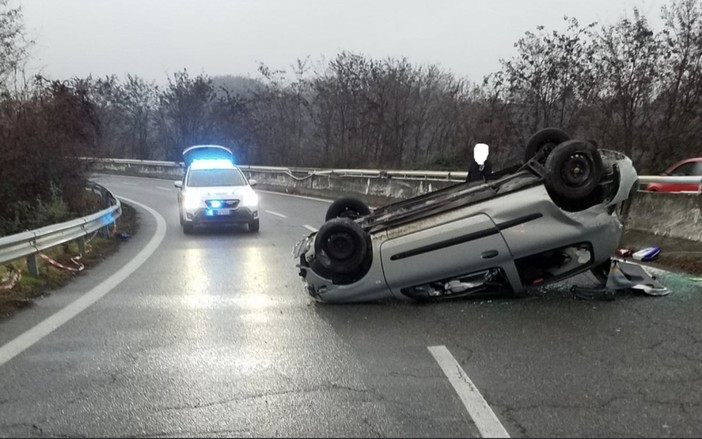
[325, 197, 371, 221]
[524, 127, 571, 163]
[545, 140, 604, 201]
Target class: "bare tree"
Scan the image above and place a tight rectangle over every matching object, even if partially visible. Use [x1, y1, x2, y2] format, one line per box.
[157, 69, 216, 161]
[591, 10, 662, 160]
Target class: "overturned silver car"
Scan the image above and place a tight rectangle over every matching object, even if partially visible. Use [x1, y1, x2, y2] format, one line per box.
[293, 129, 639, 303]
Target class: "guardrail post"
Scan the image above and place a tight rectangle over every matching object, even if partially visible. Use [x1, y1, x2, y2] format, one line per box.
[27, 254, 39, 277]
[76, 236, 86, 254]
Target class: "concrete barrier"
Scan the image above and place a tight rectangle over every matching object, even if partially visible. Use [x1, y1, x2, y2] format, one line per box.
[91, 160, 185, 180]
[626, 191, 702, 242]
[244, 170, 456, 207]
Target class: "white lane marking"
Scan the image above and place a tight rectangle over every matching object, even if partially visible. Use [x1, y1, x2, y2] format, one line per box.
[265, 210, 287, 218]
[257, 189, 333, 204]
[156, 186, 171, 191]
[303, 225, 318, 232]
[121, 182, 137, 186]
[0, 197, 167, 368]
[428, 345, 510, 438]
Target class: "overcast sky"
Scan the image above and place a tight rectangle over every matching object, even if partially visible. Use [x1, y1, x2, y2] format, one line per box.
[17, 0, 670, 85]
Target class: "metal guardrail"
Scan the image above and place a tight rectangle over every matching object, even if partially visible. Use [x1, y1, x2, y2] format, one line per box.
[637, 175, 702, 192]
[89, 157, 702, 188]
[89, 157, 471, 181]
[0, 183, 122, 276]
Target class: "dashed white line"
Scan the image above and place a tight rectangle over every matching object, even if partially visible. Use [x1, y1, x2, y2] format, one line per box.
[155, 186, 171, 191]
[265, 210, 287, 218]
[121, 182, 137, 186]
[0, 197, 167, 368]
[303, 225, 318, 232]
[257, 189, 333, 203]
[428, 345, 510, 438]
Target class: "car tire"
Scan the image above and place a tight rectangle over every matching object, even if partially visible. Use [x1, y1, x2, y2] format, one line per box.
[182, 223, 194, 234]
[248, 219, 260, 233]
[325, 197, 371, 221]
[313, 218, 371, 276]
[544, 140, 603, 200]
[524, 128, 571, 163]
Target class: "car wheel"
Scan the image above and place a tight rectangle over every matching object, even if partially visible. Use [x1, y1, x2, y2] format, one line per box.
[545, 140, 603, 200]
[313, 218, 371, 276]
[183, 223, 194, 234]
[325, 197, 371, 221]
[248, 219, 260, 233]
[524, 128, 571, 163]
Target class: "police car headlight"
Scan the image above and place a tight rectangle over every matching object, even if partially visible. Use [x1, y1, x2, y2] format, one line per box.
[183, 192, 202, 209]
[241, 189, 259, 208]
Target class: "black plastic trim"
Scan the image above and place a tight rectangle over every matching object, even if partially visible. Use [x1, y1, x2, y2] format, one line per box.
[390, 227, 500, 261]
[496, 213, 543, 230]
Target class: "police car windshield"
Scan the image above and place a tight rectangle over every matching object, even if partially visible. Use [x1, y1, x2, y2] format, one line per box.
[188, 168, 246, 187]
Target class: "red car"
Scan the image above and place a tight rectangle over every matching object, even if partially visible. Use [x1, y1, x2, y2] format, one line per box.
[645, 158, 702, 192]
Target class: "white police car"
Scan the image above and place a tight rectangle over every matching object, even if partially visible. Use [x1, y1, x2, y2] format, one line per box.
[174, 145, 259, 234]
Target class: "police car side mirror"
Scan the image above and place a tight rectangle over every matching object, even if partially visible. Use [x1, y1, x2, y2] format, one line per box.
[174, 181, 183, 189]
[249, 179, 258, 187]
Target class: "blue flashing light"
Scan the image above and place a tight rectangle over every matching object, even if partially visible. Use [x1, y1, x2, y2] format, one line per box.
[210, 200, 222, 209]
[205, 209, 214, 217]
[190, 158, 235, 170]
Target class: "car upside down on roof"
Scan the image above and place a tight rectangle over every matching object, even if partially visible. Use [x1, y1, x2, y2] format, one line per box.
[293, 128, 639, 303]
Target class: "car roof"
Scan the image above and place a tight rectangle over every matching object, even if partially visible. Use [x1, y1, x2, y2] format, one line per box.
[667, 157, 702, 168]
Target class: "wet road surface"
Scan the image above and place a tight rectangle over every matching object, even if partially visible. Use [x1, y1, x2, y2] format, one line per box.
[0, 174, 701, 437]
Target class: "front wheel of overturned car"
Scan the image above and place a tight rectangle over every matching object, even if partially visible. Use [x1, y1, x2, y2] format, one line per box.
[524, 127, 571, 163]
[312, 218, 372, 283]
[248, 219, 260, 233]
[182, 223, 194, 234]
[325, 197, 371, 221]
[545, 140, 604, 202]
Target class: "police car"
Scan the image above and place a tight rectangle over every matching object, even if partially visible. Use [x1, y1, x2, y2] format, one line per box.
[174, 145, 260, 234]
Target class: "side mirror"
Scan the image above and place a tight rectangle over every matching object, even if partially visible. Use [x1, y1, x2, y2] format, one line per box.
[249, 179, 258, 187]
[174, 181, 183, 189]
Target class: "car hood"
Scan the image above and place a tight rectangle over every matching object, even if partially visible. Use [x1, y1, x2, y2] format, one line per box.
[185, 185, 253, 199]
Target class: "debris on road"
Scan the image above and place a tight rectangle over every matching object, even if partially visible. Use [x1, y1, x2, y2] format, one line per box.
[632, 246, 661, 262]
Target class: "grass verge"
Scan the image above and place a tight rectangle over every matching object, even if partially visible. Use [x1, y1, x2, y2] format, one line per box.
[0, 202, 139, 319]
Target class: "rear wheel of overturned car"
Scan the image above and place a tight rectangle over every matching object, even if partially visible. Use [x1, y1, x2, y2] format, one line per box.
[545, 140, 604, 202]
[524, 128, 571, 163]
[325, 197, 371, 222]
[312, 218, 372, 282]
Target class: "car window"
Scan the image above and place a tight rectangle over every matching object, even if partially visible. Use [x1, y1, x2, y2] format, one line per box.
[671, 162, 695, 176]
[187, 168, 246, 187]
[692, 162, 702, 175]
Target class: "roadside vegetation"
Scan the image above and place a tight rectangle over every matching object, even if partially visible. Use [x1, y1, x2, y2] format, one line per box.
[1, 0, 702, 237]
[0, 203, 137, 318]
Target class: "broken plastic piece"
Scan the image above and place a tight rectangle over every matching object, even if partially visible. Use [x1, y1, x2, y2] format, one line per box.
[616, 248, 632, 258]
[632, 246, 660, 262]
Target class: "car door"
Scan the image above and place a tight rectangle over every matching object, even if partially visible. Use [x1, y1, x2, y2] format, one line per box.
[666, 161, 700, 192]
[379, 213, 513, 297]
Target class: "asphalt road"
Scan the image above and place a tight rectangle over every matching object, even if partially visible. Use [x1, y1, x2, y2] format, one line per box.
[0, 174, 701, 438]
